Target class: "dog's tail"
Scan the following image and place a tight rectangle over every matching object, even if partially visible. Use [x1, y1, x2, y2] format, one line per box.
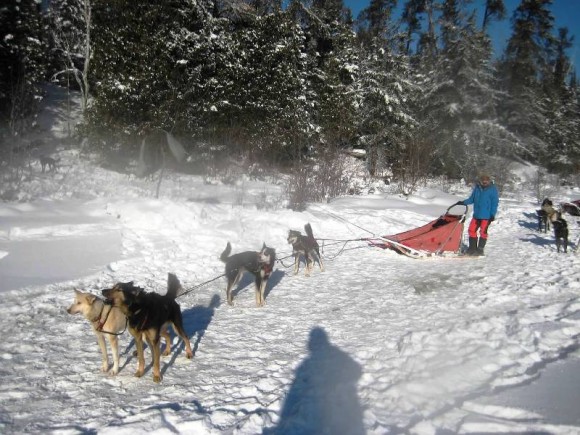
[220, 242, 232, 263]
[304, 223, 314, 239]
[167, 273, 183, 299]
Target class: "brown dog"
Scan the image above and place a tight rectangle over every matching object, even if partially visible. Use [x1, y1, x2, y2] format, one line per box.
[67, 289, 127, 375]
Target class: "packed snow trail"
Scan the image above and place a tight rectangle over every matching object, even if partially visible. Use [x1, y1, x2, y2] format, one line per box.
[0, 186, 579, 434]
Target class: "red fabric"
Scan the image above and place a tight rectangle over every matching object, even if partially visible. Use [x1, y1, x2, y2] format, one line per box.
[468, 218, 490, 239]
[378, 213, 464, 253]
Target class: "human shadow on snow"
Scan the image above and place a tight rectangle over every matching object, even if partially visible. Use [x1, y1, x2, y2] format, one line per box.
[264, 327, 365, 435]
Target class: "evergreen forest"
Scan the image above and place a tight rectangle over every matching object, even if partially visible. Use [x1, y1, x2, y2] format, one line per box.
[1, 0, 579, 197]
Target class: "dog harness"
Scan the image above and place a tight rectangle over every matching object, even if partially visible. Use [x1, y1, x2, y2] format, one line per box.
[92, 300, 113, 331]
[93, 299, 127, 335]
[256, 253, 273, 276]
[262, 262, 273, 276]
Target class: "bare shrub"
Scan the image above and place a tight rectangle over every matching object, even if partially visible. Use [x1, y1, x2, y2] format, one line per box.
[286, 148, 350, 210]
[531, 168, 558, 203]
[482, 157, 515, 195]
[286, 164, 311, 211]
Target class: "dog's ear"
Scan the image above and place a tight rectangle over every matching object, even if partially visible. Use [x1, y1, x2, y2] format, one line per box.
[262, 242, 266, 249]
[87, 294, 97, 304]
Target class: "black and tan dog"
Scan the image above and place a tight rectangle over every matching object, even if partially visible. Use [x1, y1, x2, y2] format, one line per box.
[551, 213, 569, 253]
[287, 223, 324, 276]
[220, 242, 276, 307]
[102, 273, 193, 383]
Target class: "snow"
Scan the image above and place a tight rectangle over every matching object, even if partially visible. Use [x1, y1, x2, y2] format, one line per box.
[1, 86, 580, 434]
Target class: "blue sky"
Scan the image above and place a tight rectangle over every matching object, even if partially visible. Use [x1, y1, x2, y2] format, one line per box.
[344, 0, 579, 74]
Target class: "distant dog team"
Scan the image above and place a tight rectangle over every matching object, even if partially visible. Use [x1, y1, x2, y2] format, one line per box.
[536, 198, 571, 253]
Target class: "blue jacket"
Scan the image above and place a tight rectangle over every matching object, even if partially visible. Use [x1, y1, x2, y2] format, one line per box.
[461, 183, 499, 220]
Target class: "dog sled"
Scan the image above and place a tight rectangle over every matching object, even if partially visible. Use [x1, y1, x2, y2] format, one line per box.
[561, 200, 580, 217]
[366, 205, 468, 259]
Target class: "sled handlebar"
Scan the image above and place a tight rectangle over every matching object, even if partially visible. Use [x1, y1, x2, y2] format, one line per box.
[446, 204, 468, 215]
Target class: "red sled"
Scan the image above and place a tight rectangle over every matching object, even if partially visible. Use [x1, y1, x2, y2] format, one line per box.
[368, 205, 467, 258]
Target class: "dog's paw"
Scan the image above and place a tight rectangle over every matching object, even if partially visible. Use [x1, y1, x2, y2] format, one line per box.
[134, 370, 144, 378]
[109, 367, 119, 376]
[186, 350, 194, 359]
[101, 364, 109, 373]
[153, 374, 162, 383]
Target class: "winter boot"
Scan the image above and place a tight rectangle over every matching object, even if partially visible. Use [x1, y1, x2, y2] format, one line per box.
[466, 237, 478, 256]
[477, 238, 487, 256]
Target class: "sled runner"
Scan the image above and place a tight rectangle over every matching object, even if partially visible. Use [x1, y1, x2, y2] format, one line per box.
[367, 205, 468, 259]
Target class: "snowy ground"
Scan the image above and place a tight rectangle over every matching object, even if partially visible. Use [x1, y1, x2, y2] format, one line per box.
[1, 85, 580, 434]
[0, 159, 579, 434]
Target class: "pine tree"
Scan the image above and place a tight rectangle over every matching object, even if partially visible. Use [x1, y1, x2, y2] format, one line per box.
[354, 42, 416, 176]
[401, 0, 426, 55]
[48, 0, 93, 114]
[356, 0, 398, 48]
[541, 27, 579, 173]
[207, 10, 313, 161]
[481, 0, 506, 30]
[417, 0, 510, 179]
[415, 0, 438, 63]
[314, 24, 358, 150]
[0, 0, 47, 139]
[88, 0, 218, 145]
[497, 0, 555, 161]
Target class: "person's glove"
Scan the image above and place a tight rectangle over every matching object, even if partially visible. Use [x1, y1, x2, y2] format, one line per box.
[490, 216, 495, 222]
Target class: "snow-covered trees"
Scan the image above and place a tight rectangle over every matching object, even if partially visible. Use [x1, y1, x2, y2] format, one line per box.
[415, 1, 507, 179]
[48, 0, 92, 114]
[1, 0, 578, 181]
[0, 0, 47, 140]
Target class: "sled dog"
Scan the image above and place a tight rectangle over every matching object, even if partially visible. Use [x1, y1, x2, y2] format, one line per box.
[537, 198, 557, 233]
[551, 213, 569, 253]
[287, 223, 324, 276]
[67, 289, 127, 375]
[220, 242, 276, 307]
[102, 273, 193, 383]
